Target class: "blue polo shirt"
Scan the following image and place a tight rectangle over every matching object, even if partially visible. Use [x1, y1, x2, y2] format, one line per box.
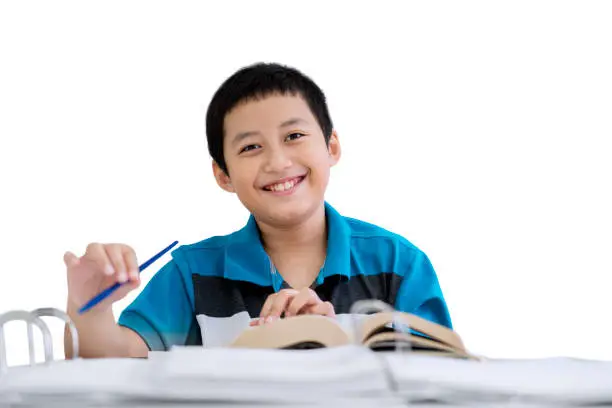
[118, 202, 452, 351]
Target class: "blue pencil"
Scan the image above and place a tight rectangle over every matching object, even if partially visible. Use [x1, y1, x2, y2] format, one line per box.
[78, 240, 179, 314]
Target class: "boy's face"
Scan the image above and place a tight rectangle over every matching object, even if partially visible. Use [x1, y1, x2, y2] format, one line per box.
[214, 94, 340, 226]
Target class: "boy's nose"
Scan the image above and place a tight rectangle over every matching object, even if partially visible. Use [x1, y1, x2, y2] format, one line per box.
[263, 148, 293, 173]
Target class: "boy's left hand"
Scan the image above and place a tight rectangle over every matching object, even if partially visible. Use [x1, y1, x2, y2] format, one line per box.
[251, 288, 335, 326]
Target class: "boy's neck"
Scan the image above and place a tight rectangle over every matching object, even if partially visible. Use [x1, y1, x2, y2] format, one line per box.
[257, 203, 327, 257]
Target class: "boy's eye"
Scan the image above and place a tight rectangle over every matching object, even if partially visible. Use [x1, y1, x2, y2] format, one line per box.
[285, 132, 305, 141]
[239, 144, 260, 154]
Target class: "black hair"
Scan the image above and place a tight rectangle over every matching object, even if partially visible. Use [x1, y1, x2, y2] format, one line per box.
[205, 62, 334, 174]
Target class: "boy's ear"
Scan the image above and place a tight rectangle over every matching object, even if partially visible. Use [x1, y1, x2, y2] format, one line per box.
[212, 161, 235, 193]
[327, 130, 341, 167]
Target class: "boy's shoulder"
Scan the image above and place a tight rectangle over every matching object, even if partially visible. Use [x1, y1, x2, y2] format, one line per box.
[343, 214, 420, 252]
[168, 227, 262, 280]
[178, 233, 236, 251]
[172, 228, 247, 259]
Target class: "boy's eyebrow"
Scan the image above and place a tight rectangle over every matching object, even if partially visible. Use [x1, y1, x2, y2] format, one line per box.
[231, 118, 309, 146]
[231, 130, 260, 146]
[279, 117, 308, 128]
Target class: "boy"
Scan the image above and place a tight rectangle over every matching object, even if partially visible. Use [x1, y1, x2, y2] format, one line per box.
[64, 63, 452, 358]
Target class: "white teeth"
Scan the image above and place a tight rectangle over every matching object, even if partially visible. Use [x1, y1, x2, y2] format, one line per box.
[267, 178, 299, 192]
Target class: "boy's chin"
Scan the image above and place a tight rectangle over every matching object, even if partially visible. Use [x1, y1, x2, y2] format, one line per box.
[254, 200, 322, 227]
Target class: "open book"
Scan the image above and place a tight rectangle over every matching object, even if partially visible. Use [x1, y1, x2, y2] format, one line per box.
[229, 312, 476, 360]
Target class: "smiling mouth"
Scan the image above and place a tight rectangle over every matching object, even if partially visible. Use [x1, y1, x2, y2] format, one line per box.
[262, 175, 306, 193]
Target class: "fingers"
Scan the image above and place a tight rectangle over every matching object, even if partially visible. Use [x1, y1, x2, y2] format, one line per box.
[268, 289, 298, 320]
[110, 275, 141, 303]
[81, 243, 137, 284]
[121, 274, 141, 292]
[285, 288, 319, 317]
[257, 288, 336, 325]
[105, 244, 129, 283]
[258, 293, 277, 323]
[122, 246, 139, 280]
[305, 301, 335, 317]
[66, 242, 140, 312]
[259, 289, 298, 324]
[85, 243, 115, 277]
[63, 251, 80, 268]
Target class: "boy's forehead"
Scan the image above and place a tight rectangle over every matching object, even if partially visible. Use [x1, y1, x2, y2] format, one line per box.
[223, 94, 315, 136]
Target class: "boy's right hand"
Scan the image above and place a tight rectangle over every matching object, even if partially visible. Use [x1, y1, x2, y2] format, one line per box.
[64, 243, 141, 313]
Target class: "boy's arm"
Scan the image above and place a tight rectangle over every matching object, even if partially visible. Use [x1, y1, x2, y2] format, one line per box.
[394, 246, 453, 329]
[63, 243, 194, 358]
[63, 242, 150, 359]
[65, 303, 148, 358]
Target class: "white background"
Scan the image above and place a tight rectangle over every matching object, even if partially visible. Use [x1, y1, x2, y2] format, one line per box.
[1, 1, 611, 366]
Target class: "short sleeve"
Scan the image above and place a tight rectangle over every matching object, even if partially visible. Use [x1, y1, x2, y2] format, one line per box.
[117, 260, 195, 351]
[394, 247, 453, 329]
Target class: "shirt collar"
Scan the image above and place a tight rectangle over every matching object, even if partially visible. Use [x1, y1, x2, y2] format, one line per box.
[224, 202, 351, 285]
[318, 202, 351, 282]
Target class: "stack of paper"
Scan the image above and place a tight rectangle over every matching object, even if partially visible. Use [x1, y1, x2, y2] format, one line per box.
[146, 344, 392, 404]
[0, 357, 151, 406]
[0, 346, 397, 407]
[384, 353, 612, 406]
